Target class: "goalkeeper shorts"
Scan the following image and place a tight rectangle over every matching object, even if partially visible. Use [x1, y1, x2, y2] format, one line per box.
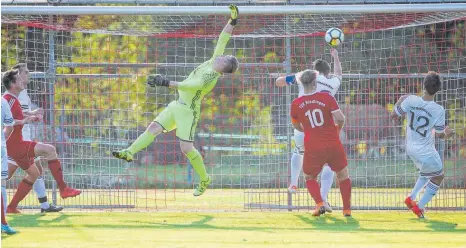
[154, 100, 200, 142]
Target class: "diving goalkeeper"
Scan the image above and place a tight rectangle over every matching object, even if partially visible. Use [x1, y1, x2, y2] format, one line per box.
[113, 5, 239, 197]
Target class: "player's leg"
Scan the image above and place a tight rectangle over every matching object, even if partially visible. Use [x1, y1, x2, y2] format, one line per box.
[7, 160, 18, 180]
[288, 129, 304, 193]
[7, 162, 40, 212]
[33, 159, 63, 213]
[302, 150, 326, 216]
[328, 142, 352, 217]
[412, 153, 444, 218]
[174, 102, 210, 196]
[113, 101, 176, 162]
[1, 147, 16, 234]
[404, 153, 428, 209]
[320, 164, 334, 211]
[34, 143, 81, 199]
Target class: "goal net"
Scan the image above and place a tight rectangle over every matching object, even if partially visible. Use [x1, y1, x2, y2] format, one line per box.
[1, 3, 465, 211]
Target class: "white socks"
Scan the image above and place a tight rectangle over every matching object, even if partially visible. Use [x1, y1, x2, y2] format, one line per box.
[33, 176, 50, 209]
[290, 153, 303, 187]
[320, 165, 334, 202]
[409, 176, 429, 200]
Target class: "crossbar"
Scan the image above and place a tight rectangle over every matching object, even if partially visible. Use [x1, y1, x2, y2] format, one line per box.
[56, 62, 284, 68]
[2, 4, 466, 15]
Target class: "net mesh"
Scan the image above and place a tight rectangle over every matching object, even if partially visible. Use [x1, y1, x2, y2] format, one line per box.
[1, 8, 465, 211]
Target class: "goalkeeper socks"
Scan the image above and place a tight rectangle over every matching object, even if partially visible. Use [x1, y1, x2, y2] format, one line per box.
[8, 179, 33, 209]
[320, 165, 334, 202]
[418, 180, 440, 209]
[186, 149, 208, 181]
[127, 131, 157, 155]
[339, 178, 352, 211]
[48, 159, 67, 191]
[290, 153, 303, 187]
[305, 179, 323, 205]
[409, 176, 429, 200]
[33, 176, 50, 209]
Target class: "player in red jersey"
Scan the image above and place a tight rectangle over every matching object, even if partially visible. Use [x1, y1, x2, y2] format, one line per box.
[2, 70, 81, 213]
[290, 70, 352, 217]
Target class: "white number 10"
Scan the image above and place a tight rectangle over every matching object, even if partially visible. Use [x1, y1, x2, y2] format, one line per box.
[305, 109, 324, 128]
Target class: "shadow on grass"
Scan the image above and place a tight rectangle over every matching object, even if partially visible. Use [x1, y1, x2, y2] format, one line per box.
[7, 213, 465, 234]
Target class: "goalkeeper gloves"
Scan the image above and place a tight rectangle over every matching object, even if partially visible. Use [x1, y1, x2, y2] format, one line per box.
[147, 74, 170, 88]
[229, 4, 239, 26]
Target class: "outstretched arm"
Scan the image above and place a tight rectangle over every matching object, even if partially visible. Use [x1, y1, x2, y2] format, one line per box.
[212, 5, 238, 58]
[330, 48, 342, 78]
[390, 94, 410, 120]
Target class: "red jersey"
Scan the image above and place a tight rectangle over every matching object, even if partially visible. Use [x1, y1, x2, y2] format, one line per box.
[3, 92, 25, 145]
[290, 92, 341, 149]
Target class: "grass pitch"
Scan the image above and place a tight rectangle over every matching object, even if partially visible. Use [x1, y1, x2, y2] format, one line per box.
[2, 212, 465, 248]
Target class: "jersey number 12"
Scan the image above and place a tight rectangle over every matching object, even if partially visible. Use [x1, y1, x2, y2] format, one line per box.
[305, 109, 324, 128]
[409, 111, 429, 137]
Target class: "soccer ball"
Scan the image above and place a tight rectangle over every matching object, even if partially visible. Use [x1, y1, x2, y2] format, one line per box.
[325, 28, 344, 46]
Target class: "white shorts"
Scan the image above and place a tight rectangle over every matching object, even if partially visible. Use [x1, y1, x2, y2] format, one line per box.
[293, 129, 305, 155]
[407, 149, 443, 177]
[2, 146, 8, 180]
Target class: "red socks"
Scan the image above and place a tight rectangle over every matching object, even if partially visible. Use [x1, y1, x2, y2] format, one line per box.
[1, 194, 7, 225]
[306, 179, 323, 205]
[8, 179, 33, 209]
[339, 178, 352, 211]
[48, 159, 67, 191]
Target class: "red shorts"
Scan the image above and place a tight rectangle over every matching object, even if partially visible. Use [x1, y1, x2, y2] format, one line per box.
[6, 141, 37, 170]
[303, 142, 348, 178]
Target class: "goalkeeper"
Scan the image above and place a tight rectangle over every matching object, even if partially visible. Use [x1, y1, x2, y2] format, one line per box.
[113, 5, 239, 197]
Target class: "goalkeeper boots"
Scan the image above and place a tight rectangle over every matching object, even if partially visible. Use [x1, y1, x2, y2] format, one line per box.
[312, 203, 326, 217]
[193, 176, 211, 197]
[112, 149, 134, 162]
[1, 224, 17, 235]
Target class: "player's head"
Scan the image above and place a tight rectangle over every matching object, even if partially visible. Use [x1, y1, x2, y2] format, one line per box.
[12, 63, 29, 86]
[424, 71, 441, 96]
[214, 55, 239, 74]
[2, 69, 24, 92]
[299, 69, 319, 90]
[312, 59, 331, 75]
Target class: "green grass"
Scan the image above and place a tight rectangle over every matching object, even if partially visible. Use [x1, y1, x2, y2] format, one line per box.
[3, 212, 466, 247]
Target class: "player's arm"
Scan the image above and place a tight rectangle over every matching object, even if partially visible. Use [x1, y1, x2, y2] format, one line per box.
[330, 48, 342, 78]
[211, 5, 238, 59]
[146, 74, 200, 91]
[328, 94, 345, 129]
[290, 101, 304, 132]
[434, 108, 455, 139]
[2, 99, 15, 139]
[391, 94, 411, 120]
[275, 71, 303, 87]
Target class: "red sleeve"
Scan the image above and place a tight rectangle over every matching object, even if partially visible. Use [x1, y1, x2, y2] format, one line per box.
[327, 95, 340, 113]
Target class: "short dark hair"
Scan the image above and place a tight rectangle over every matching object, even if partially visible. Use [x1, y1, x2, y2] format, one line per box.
[223, 55, 239, 74]
[424, 71, 441, 95]
[2, 69, 19, 90]
[312, 59, 330, 75]
[12, 63, 27, 71]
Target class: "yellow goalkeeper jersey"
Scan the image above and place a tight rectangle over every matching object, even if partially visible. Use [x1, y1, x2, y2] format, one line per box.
[177, 31, 231, 110]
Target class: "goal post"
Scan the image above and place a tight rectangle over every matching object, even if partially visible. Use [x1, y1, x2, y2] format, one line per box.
[1, 3, 465, 211]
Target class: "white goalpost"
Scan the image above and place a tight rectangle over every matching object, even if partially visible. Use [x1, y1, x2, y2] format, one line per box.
[1, 2, 465, 211]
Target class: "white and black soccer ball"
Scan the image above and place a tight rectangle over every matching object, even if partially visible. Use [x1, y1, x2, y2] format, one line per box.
[325, 28, 344, 46]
